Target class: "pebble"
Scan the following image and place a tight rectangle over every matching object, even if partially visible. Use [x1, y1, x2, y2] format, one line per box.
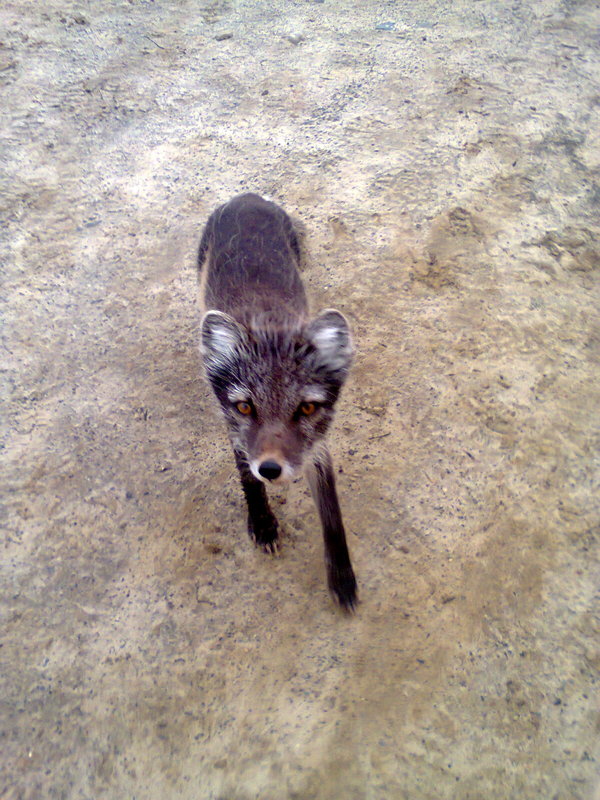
[214, 31, 233, 41]
[287, 32, 304, 45]
[375, 22, 396, 31]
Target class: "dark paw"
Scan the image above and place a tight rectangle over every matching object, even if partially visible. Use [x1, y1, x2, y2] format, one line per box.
[248, 512, 280, 555]
[327, 563, 358, 612]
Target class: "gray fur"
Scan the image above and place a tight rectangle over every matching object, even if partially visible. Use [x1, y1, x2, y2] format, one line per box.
[197, 193, 357, 610]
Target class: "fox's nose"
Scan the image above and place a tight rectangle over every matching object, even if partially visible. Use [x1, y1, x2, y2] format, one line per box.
[258, 460, 282, 481]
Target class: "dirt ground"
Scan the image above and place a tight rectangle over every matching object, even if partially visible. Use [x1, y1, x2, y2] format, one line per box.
[1, 1, 599, 798]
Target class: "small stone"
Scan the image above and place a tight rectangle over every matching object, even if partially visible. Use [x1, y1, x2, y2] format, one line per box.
[214, 31, 233, 41]
[0, 58, 17, 72]
[287, 32, 304, 45]
[375, 21, 396, 31]
[559, 252, 579, 271]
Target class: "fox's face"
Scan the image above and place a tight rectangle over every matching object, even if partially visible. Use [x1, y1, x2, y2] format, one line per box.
[201, 310, 353, 483]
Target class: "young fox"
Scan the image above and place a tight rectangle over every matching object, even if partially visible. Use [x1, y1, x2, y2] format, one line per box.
[197, 193, 357, 610]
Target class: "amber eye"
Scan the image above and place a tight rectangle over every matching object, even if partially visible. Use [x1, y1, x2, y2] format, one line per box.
[299, 401, 317, 417]
[235, 401, 253, 416]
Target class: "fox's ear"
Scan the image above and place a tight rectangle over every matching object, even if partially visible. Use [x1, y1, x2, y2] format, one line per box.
[306, 309, 354, 379]
[201, 311, 246, 367]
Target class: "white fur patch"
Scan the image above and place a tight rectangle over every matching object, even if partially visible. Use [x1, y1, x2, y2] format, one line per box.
[312, 325, 341, 350]
[307, 309, 353, 374]
[302, 386, 328, 404]
[201, 311, 244, 364]
[227, 386, 251, 404]
[210, 326, 237, 355]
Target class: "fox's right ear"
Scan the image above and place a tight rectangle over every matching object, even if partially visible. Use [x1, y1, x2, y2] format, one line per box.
[201, 311, 246, 368]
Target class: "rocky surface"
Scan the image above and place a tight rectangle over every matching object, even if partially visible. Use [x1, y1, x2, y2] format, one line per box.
[1, 1, 599, 798]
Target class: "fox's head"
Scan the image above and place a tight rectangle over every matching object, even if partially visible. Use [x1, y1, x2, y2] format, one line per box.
[201, 310, 353, 483]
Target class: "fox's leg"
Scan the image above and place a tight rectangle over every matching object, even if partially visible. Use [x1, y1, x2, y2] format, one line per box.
[306, 445, 357, 611]
[234, 450, 279, 554]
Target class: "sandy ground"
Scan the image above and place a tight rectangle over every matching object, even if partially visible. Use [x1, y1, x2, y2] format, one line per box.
[1, 1, 599, 798]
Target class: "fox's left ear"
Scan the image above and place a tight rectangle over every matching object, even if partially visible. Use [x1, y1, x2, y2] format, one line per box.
[306, 309, 354, 380]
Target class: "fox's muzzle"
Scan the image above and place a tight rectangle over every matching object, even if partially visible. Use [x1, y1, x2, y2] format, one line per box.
[258, 459, 282, 481]
[250, 453, 298, 483]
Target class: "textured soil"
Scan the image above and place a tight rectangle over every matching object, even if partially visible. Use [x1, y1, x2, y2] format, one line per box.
[1, 1, 599, 799]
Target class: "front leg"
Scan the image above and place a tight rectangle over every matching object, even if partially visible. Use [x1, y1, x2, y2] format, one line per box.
[234, 450, 279, 554]
[306, 445, 357, 611]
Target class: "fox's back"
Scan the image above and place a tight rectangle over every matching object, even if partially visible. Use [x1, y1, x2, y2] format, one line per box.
[198, 193, 308, 325]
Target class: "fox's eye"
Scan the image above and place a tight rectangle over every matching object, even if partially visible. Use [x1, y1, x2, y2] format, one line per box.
[235, 401, 253, 416]
[299, 401, 318, 417]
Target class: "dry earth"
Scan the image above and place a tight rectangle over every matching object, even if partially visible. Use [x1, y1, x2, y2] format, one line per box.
[1, 1, 599, 798]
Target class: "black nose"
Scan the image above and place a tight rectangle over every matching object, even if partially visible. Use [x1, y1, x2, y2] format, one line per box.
[258, 460, 282, 481]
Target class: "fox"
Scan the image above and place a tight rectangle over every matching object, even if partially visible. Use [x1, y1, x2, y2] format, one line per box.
[197, 193, 357, 611]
